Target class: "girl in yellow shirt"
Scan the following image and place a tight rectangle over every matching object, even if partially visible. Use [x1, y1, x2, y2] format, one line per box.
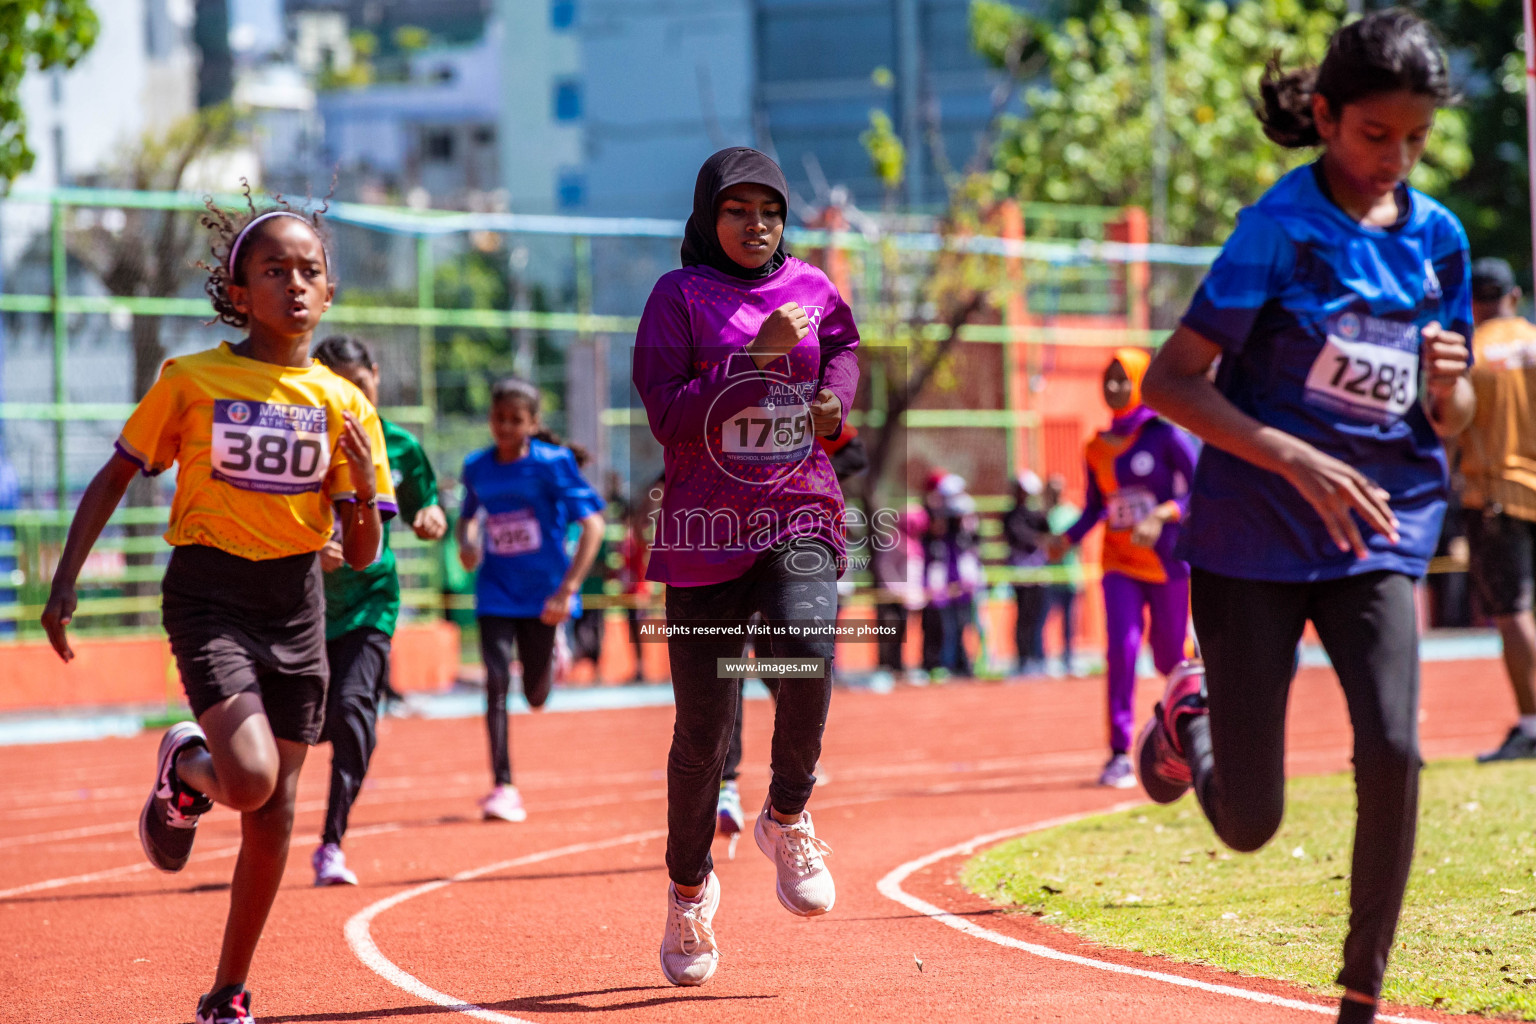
[41, 193, 395, 1024]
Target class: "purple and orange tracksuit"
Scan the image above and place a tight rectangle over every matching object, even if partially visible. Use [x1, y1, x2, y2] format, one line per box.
[1065, 401, 1199, 754]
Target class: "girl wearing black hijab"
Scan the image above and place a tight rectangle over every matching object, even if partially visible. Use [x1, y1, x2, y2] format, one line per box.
[633, 148, 861, 986]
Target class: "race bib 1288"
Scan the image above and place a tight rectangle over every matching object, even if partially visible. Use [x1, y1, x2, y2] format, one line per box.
[1303, 313, 1419, 426]
[211, 399, 330, 495]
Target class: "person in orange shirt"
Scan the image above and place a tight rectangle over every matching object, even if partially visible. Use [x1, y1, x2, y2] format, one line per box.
[1460, 257, 1536, 761]
[1050, 349, 1199, 788]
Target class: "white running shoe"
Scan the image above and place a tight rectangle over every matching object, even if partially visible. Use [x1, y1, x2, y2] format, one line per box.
[480, 784, 528, 822]
[312, 842, 359, 886]
[659, 873, 721, 987]
[1097, 753, 1137, 789]
[753, 798, 835, 916]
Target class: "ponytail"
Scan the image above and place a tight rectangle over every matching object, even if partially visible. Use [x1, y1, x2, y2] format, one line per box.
[1256, 9, 1454, 150]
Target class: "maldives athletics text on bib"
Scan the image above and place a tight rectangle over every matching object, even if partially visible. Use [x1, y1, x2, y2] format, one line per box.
[211, 399, 331, 495]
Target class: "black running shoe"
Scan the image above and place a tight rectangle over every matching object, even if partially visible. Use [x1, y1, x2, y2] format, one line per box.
[1477, 725, 1536, 763]
[196, 984, 254, 1024]
[139, 721, 213, 873]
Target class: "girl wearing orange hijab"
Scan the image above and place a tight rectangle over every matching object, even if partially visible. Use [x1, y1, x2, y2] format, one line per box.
[1052, 349, 1199, 787]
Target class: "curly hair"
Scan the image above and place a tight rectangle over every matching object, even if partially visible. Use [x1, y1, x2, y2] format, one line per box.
[198, 179, 333, 329]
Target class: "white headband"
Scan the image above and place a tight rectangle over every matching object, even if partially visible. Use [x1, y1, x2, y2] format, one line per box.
[226, 210, 327, 280]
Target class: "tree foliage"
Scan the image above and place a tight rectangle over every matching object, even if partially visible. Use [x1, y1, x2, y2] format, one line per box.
[1414, 0, 1531, 278]
[0, 0, 99, 186]
[972, 0, 1472, 246]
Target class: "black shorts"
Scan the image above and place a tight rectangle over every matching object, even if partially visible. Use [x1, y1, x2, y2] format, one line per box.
[1464, 508, 1536, 617]
[162, 544, 328, 745]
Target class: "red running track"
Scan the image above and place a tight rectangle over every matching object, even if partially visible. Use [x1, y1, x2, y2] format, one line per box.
[0, 660, 1517, 1024]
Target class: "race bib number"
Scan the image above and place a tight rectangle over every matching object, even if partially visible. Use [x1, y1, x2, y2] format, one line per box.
[722, 407, 812, 463]
[485, 509, 542, 556]
[1106, 488, 1156, 530]
[211, 400, 329, 495]
[1303, 313, 1419, 426]
[720, 380, 816, 464]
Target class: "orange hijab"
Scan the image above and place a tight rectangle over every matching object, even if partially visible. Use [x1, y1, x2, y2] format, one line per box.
[1109, 347, 1151, 412]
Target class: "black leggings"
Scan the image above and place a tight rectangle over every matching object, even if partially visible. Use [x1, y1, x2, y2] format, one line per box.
[480, 615, 557, 786]
[1185, 568, 1421, 1000]
[320, 628, 390, 847]
[664, 539, 836, 887]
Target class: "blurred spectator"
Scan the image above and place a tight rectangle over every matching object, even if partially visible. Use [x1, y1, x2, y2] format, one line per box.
[1428, 455, 1471, 628]
[618, 477, 662, 683]
[873, 504, 926, 674]
[1042, 474, 1081, 674]
[1004, 470, 1050, 674]
[1460, 257, 1536, 760]
[922, 474, 983, 676]
[569, 520, 611, 681]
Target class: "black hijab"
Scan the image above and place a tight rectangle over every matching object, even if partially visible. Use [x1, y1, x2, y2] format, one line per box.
[680, 147, 791, 280]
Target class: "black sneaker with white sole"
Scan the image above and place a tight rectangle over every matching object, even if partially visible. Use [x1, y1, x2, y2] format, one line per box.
[139, 721, 213, 873]
[196, 984, 254, 1024]
[1477, 725, 1536, 763]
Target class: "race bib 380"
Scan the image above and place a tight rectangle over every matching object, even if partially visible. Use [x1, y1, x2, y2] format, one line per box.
[1303, 313, 1419, 426]
[211, 400, 330, 494]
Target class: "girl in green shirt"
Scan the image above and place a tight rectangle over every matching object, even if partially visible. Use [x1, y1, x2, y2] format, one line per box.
[311, 335, 447, 885]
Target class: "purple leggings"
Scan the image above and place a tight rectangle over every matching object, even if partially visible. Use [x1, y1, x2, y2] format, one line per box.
[1102, 571, 1189, 753]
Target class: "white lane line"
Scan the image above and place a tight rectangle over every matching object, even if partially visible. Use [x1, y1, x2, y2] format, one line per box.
[338, 774, 1109, 1022]
[0, 822, 402, 901]
[876, 815, 1440, 1024]
[344, 829, 667, 1024]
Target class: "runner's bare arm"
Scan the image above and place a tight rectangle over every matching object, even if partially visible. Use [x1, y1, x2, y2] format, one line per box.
[1420, 321, 1474, 438]
[40, 452, 140, 662]
[541, 510, 607, 626]
[1144, 325, 1399, 558]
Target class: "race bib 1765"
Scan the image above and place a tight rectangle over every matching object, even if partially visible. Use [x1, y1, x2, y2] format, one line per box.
[720, 380, 816, 464]
[1303, 313, 1419, 426]
[211, 400, 330, 494]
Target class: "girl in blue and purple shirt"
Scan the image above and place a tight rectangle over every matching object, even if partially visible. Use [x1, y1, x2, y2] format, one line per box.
[1139, 13, 1473, 1021]
[633, 148, 859, 988]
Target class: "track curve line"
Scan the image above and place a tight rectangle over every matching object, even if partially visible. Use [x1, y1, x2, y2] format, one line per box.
[344, 828, 668, 1023]
[875, 814, 1439, 1024]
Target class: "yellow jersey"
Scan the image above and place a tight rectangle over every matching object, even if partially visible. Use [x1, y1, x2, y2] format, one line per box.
[116, 342, 397, 561]
[1463, 316, 1536, 521]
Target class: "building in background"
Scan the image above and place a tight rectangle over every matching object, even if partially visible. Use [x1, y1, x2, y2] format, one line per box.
[10, 0, 198, 199]
[753, 0, 1000, 211]
[312, 26, 502, 206]
[495, 0, 1000, 216]
[575, 0, 754, 217]
[497, 0, 582, 214]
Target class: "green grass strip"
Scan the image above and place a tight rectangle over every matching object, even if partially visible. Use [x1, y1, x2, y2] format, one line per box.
[961, 760, 1536, 1019]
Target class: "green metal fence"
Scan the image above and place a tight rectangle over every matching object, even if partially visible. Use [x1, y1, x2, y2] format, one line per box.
[0, 186, 1208, 642]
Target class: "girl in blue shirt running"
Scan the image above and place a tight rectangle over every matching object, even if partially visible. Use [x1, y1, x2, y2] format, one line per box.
[457, 376, 606, 822]
[1137, 12, 1473, 1024]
